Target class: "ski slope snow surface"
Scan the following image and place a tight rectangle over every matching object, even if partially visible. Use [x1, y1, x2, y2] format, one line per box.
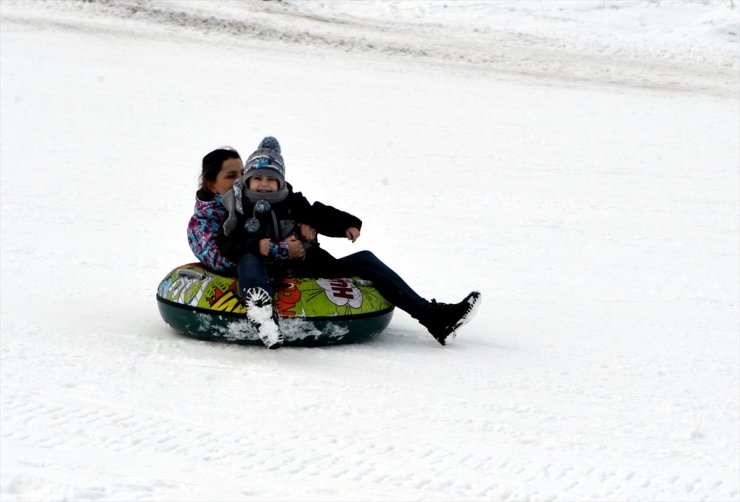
[1, 1, 738, 500]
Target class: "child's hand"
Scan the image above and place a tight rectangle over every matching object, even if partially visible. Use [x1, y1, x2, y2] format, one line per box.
[298, 223, 317, 242]
[259, 238, 271, 257]
[346, 227, 361, 243]
[286, 235, 306, 260]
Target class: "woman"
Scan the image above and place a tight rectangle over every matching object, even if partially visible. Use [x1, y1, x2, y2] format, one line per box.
[187, 147, 244, 275]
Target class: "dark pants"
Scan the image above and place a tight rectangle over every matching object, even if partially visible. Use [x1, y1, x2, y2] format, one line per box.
[334, 250, 427, 318]
[239, 249, 428, 318]
[289, 248, 428, 318]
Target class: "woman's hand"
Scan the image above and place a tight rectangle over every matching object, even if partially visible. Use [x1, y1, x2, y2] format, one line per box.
[259, 238, 271, 257]
[286, 235, 306, 260]
[346, 227, 361, 243]
[298, 223, 317, 242]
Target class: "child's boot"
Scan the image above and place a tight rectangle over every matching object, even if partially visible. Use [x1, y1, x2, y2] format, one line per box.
[243, 287, 283, 349]
[417, 291, 481, 346]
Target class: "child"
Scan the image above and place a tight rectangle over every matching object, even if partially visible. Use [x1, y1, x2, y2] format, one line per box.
[217, 137, 481, 349]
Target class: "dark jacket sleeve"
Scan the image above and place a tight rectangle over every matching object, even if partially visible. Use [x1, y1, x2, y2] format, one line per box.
[293, 192, 362, 237]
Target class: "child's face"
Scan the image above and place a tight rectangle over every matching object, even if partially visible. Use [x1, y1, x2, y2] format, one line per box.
[249, 175, 279, 193]
[208, 158, 243, 195]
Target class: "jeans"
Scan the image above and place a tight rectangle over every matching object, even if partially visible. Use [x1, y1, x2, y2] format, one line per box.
[237, 254, 273, 297]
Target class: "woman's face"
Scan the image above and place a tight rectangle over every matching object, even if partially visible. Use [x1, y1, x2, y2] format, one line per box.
[208, 158, 243, 195]
[248, 174, 279, 193]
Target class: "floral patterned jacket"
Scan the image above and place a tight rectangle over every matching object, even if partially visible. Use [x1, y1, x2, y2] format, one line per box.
[187, 190, 237, 274]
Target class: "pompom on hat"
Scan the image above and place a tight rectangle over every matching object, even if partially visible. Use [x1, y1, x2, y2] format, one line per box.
[257, 136, 281, 153]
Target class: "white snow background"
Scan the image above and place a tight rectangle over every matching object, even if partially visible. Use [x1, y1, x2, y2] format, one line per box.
[1, 0, 738, 500]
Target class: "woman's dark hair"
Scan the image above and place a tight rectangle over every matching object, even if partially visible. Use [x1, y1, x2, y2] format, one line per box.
[199, 147, 241, 189]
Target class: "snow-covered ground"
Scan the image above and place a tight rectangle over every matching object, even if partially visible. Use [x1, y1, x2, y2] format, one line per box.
[1, 0, 738, 500]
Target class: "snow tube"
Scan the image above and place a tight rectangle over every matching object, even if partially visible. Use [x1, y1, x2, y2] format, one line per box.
[156, 263, 394, 347]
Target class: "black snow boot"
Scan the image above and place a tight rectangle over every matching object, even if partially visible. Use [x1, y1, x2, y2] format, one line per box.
[417, 291, 481, 346]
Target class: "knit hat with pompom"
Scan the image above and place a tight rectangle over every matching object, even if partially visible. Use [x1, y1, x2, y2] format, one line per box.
[242, 136, 288, 204]
[244, 136, 285, 189]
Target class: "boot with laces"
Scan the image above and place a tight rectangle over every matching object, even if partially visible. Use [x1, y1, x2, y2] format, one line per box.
[243, 287, 283, 349]
[417, 291, 481, 346]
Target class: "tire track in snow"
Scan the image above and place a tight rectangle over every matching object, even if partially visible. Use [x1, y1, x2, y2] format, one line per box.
[2, 0, 736, 97]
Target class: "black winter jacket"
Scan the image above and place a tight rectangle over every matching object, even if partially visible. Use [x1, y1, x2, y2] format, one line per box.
[216, 187, 361, 271]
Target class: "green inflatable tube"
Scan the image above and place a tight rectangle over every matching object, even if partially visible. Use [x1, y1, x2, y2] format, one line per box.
[156, 263, 394, 347]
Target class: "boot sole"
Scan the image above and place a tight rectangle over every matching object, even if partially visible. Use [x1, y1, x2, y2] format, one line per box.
[447, 291, 482, 342]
